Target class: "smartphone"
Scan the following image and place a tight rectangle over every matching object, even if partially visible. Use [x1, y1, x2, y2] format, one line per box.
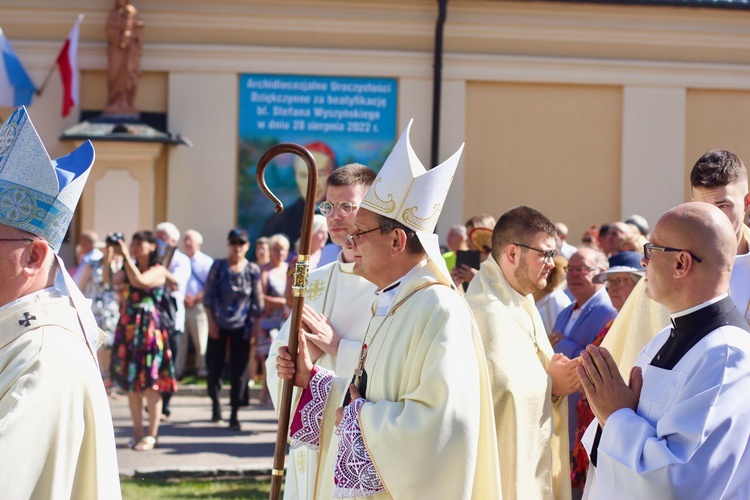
[455, 249, 481, 270]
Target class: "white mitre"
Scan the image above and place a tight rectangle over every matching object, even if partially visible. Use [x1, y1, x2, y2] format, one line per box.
[0, 106, 94, 251]
[0, 106, 102, 361]
[360, 119, 462, 285]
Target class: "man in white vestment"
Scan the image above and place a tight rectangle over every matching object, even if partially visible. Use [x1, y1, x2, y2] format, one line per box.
[601, 149, 750, 379]
[276, 120, 501, 499]
[0, 107, 121, 499]
[579, 202, 750, 498]
[266, 163, 377, 499]
[467, 206, 581, 500]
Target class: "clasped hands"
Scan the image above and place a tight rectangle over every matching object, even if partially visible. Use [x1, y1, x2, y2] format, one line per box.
[576, 345, 643, 425]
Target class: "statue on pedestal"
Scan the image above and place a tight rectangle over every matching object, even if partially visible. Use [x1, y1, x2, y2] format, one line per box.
[104, 0, 143, 116]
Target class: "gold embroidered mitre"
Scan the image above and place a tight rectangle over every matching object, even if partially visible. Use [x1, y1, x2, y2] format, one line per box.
[360, 119, 463, 286]
[0, 106, 94, 252]
[360, 119, 463, 235]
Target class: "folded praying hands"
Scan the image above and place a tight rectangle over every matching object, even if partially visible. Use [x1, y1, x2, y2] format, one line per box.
[576, 345, 643, 425]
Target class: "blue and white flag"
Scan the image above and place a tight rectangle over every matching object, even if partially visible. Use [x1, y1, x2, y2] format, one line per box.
[0, 27, 35, 108]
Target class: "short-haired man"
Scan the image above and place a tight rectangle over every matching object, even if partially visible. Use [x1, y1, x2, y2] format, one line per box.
[276, 121, 500, 498]
[442, 223, 469, 271]
[691, 149, 750, 320]
[604, 221, 633, 256]
[466, 206, 580, 499]
[155, 221, 191, 417]
[180, 229, 214, 377]
[0, 107, 120, 497]
[551, 247, 617, 443]
[579, 202, 750, 498]
[452, 213, 497, 289]
[602, 149, 750, 378]
[265, 163, 378, 499]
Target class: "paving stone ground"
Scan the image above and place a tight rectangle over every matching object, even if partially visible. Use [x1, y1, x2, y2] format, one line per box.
[111, 386, 281, 479]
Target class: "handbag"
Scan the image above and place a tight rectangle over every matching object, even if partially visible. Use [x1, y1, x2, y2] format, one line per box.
[157, 288, 179, 334]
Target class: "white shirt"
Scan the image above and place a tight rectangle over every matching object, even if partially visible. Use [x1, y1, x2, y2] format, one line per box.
[563, 287, 606, 337]
[583, 302, 750, 499]
[169, 248, 191, 332]
[186, 250, 214, 296]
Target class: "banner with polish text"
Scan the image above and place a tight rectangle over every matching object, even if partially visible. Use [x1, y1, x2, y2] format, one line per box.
[237, 74, 398, 247]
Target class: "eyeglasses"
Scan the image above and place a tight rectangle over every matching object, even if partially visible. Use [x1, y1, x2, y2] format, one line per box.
[0, 238, 34, 244]
[346, 226, 384, 247]
[643, 243, 703, 263]
[319, 201, 358, 217]
[228, 239, 247, 246]
[565, 265, 597, 275]
[605, 276, 635, 289]
[512, 242, 556, 262]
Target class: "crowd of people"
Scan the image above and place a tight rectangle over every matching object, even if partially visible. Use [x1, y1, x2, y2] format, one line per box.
[272, 128, 750, 500]
[4, 105, 750, 498]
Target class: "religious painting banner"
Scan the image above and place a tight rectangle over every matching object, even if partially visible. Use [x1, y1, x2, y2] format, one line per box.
[238, 73, 398, 246]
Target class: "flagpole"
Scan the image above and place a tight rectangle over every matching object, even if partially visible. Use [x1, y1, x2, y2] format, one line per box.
[35, 14, 84, 97]
[34, 63, 57, 97]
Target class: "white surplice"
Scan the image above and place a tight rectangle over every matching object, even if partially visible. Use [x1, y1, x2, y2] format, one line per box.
[0, 290, 121, 500]
[467, 256, 570, 500]
[266, 254, 377, 500]
[583, 322, 750, 499]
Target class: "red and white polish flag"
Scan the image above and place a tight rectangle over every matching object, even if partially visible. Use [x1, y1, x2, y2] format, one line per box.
[56, 15, 83, 117]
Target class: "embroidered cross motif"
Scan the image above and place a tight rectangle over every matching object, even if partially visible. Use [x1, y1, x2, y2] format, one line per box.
[306, 279, 325, 301]
[18, 312, 36, 327]
[295, 452, 307, 472]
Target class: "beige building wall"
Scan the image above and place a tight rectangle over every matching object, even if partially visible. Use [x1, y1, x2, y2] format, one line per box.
[621, 87, 686, 229]
[4, 0, 750, 257]
[465, 82, 622, 244]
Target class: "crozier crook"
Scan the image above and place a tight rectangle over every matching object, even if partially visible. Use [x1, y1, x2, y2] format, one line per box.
[256, 143, 318, 500]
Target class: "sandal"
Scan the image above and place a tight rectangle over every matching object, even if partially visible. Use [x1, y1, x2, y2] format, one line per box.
[133, 436, 157, 451]
[126, 438, 139, 449]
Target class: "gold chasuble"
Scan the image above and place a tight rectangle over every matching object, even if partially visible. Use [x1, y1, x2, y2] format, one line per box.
[0, 293, 121, 499]
[312, 260, 501, 499]
[466, 256, 570, 500]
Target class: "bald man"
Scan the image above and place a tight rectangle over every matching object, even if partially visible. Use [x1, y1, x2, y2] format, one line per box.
[579, 202, 750, 498]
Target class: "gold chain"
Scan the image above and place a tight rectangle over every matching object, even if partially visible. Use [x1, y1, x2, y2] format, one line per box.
[355, 282, 443, 379]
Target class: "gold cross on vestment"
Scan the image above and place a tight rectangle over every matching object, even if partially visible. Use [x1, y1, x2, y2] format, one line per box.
[306, 280, 325, 301]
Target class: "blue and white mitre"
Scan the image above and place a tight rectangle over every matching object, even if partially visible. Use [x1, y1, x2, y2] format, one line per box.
[0, 106, 101, 362]
[0, 105, 94, 252]
[360, 119, 463, 286]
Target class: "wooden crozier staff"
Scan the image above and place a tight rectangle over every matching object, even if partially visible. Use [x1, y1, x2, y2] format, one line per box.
[256, 144, 318, 500]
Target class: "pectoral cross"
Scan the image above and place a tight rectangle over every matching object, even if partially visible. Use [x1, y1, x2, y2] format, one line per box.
[354, 343, 368, 383]
[344, 344, 369, 406]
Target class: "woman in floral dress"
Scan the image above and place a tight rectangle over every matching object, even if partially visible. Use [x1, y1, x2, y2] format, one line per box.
[105, 230, 178, 451]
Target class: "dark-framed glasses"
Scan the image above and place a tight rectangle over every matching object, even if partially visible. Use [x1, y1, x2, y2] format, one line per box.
[512, 242, 556, 262]
[643, 243, 703, 263]
[346, 226, 384, 247]
[319, 201, 358, 217]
